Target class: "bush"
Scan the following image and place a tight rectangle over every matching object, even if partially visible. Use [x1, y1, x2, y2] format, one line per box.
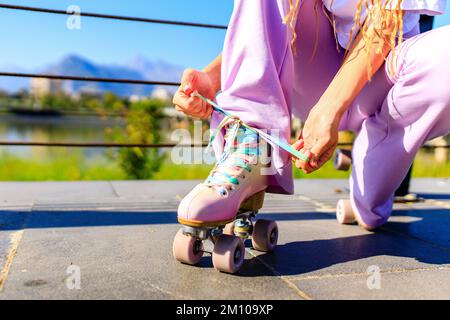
[114, 98, 165, 179]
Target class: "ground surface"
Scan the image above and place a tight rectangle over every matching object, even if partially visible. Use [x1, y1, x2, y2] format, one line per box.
[0, 178, 449, 300]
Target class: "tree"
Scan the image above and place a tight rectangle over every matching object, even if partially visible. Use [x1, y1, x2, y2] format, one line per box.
[115, 98, 165, 179]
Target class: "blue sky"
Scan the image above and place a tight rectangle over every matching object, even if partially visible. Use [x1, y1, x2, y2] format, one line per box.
[0, 0, 232, 70]
[0, 0, 448, 71]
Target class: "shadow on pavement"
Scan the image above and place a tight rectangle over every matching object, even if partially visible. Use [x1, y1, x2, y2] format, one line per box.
[416, 193, 450, 200]
[242, 208, 450, 277]
[0, 210, 333, 231]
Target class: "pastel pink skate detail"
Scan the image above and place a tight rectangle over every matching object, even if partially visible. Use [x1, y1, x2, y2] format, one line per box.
[178, 122, 268, 227]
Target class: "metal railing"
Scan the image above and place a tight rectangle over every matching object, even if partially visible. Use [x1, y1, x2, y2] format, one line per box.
[0, 72, 180, 87]
[0, 141, 447, 149]
[0, 4, 228, 29]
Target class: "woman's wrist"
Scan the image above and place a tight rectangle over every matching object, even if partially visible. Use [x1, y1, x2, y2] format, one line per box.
[203, 54, 222, 96]
[203, 68, 221, 95]
[316, 95, 348, 121]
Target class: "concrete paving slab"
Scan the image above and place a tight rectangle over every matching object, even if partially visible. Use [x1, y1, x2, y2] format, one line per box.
[250, 210, 450, 279]
[0, 182, 118, 202]
[408, 178, 450, 207]
[293, 179, 350, 197]
[0, 210, 29, 283]
[0, 202, 34, 211]
[0, 210, 302, 300]
[383, 208, 450, 250]
[32, 199, 179, 212]
[111, 180, 198, 200]
[291, 268, 450, 300]
[410, 178, 449, 198]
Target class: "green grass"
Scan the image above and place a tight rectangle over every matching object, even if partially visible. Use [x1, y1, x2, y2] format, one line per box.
[0, 151, 125, 181]
[411, 152, 450, 178]
[0, 149, 447, 181]
[153, 162, 213, 180]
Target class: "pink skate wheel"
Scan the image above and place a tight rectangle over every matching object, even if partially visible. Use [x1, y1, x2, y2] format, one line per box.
[223, 222, 235, 236]
[212, 235, 245, 274]
[334, 149, 352, 171]
[252, 219, 278, 252]
[336, 199, 356, 224]
[172, 229, 204, 265]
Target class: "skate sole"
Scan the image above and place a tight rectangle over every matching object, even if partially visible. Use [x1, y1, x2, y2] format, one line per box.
[177, 217, 235, 228]
[177, 190, 266, 228]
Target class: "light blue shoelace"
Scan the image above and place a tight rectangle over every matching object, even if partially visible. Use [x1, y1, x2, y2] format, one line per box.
[205, 124, 259, 194]
[194, 93, 310, 162]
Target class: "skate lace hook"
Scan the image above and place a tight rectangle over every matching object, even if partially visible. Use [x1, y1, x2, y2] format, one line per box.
[193, 92, 310, 162]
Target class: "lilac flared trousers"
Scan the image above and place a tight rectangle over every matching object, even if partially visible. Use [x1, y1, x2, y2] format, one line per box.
[212, 0, 450, 228]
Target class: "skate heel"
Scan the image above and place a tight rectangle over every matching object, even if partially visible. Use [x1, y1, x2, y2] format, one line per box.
[240, 190, 266, 212]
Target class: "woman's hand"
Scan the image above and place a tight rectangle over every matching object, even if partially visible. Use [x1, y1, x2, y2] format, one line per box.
[293, 103, 341, 173]
[172, 68, 215, 119]
[173, 54, 222, 120]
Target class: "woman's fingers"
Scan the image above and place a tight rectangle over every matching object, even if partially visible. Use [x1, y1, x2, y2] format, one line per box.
[293, 137, 336, 173]
[296, 152, 314, 172]
[309, 138, 331, 167]
[172, 89, 190, 112]
[188, 94, 212, 119]
[317, 145, 336, 167]
[292, 139, 307, 169]
[292, 139, 304, 153]
[173, 90, 211, 119]
[302, 144, 336, 174]
[294, 147, 314, 172]
[180, 69, 197, 93]
[174, 69, 201, 113]
[174, 68, 215, 119]
[173, 88, 199, 112]
[292, 137, 315, 172]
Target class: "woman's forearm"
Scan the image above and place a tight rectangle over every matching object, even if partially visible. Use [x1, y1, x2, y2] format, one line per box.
[318, 11, 401, 118]
[203, 54, 222, 94]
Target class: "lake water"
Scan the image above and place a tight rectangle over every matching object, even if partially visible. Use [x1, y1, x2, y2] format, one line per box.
[0, 114, 125, 160]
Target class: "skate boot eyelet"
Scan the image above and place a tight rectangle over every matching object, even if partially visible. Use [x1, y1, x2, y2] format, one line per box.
[219, 188, 229, 197]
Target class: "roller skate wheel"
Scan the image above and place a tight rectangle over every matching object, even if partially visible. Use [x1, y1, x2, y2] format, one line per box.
[336, 199, 356, 224]
[212, 235, 245, 274]
[334, 149, 352, 171]
[223, 222, 235, 236]
[252, 219, 278, 252]
[172, 229, 204, 265]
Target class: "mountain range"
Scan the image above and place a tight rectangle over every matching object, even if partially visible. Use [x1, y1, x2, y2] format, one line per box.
[0, 54, 185, 97]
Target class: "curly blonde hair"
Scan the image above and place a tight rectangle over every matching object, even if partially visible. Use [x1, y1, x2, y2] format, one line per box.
[284, 0, 404, 77]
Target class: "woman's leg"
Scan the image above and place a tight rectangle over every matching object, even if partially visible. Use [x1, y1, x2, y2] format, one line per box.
[350, 25, 450, 228]
[214, 0, 295, 194]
